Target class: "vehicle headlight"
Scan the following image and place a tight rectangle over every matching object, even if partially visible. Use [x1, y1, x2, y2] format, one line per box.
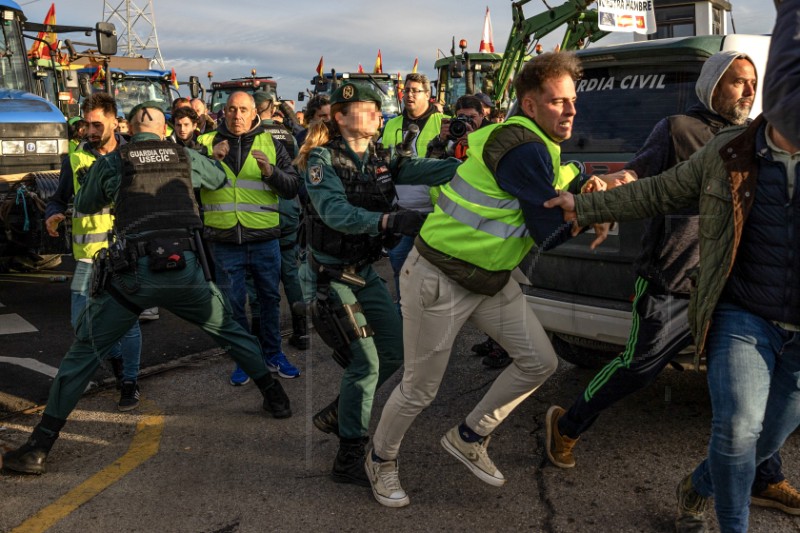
[1, 140, 25, 155]
[36, 140, 59, 154]
[58, 139, 70, 155]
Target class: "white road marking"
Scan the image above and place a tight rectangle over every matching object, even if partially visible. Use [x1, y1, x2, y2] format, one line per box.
[0, 356, 58, 377]
[0, 313, 39, 335]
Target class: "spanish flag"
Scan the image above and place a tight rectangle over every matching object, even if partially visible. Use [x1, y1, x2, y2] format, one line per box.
[373, 50, 383, 74]
[411, 57, 418, 74]
[28, 3, 58, 59]
[316, 56, 324, 77]
[90, 65, 106, 84]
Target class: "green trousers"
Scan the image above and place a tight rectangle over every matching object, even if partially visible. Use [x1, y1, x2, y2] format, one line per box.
[326, 264, 403, 439]
[44, 252, 270, 421]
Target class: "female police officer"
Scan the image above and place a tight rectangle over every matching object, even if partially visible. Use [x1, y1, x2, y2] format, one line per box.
[294, 83, 459, 485]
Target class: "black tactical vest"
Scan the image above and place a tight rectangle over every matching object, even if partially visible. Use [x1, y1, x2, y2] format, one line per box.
[115, 140, 202, 238]
[262, 122, 296, 156]
[307, 138, 397, 265]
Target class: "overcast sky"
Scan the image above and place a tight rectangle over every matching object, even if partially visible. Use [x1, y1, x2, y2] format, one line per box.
[20, 0, 776, 106]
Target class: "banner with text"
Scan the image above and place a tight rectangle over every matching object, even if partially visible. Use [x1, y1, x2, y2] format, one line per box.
[597, 0, 657, 35]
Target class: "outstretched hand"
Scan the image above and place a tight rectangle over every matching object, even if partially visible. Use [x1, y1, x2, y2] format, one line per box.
[544, 191, 609, 250]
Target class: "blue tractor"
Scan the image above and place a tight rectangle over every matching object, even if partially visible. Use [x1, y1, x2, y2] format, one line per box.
[0, 0, 116, 270]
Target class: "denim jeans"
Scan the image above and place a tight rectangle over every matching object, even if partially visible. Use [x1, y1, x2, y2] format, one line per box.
[387, 234, 415, 308]
[209, 240, 282, 356]
[691, 303, 800, 533]
[70, 261, 141, 381]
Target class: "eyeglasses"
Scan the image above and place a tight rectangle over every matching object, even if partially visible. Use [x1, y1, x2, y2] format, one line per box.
[405, 89, 427, 95]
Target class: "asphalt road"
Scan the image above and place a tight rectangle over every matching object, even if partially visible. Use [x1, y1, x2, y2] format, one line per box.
[1, 259, 799, 532]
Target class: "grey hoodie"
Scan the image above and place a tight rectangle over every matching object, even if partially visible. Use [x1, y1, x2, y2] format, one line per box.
[695, 50, 756, 116]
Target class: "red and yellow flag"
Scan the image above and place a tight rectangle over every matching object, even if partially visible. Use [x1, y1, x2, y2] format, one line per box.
[170, 68, 179, 89]
[373, 49, 383, 74]
[316, 56, 324, 77]
[411, 57, 418, 74]
[28, 3, 58, 59]
[90, 65, 106, 84]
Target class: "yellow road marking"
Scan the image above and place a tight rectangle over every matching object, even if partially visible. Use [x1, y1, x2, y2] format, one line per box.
[10, 401, 164, 533]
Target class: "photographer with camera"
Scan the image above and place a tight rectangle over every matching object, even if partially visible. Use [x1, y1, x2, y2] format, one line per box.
[427, 95, 488, 161]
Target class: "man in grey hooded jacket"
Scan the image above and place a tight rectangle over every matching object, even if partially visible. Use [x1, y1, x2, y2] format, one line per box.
[544, 50, 800, 519]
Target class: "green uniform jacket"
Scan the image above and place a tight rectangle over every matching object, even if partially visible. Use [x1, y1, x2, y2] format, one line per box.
[574, 117, 764, 359]
[75, 132, 227, 217]
[304, 140, 460, 265]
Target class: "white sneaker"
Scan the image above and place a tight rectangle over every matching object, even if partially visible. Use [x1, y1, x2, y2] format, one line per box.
[139, 307, 160, 321]
[364, 452, 410, 508]
[440, 425, 506, 487]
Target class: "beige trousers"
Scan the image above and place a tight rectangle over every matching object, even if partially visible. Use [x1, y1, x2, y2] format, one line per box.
[372, 247, 558, 460]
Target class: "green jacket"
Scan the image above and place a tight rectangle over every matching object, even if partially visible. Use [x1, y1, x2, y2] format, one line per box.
[574, 117, 765, 358]
[75, 132, 227, 217]
[304, 140, 460, 265]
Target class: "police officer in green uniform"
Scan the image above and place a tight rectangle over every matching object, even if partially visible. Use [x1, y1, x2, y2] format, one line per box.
[2, 102, 291, 475]
[294, 83, 459, 485]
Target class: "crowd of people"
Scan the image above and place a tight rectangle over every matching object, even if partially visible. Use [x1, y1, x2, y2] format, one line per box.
[3, 3, 799, 531]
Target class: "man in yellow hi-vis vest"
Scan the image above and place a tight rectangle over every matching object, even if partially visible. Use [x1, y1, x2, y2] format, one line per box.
[366, 53, 607, 508]
[45, 93, 143, 412]
[197, 92, 300, 384]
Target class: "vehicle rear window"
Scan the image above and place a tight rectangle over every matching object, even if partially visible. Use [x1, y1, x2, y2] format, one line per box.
[564, 63, 702, 154]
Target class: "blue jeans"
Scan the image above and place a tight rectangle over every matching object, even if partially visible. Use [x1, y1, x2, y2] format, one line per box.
[387, 234, 415, 308]
[691, 303, 800, 532]
[70, 261, 141, 381]
[209, 240, 282, 356]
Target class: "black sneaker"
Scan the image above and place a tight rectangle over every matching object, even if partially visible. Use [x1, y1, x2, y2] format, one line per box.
[313, 397, 340, 437]
[331, 436, 370, 486]
[482, 346, 512, 369]
[471, 337, 495, 357]
[118, 380, 140, 412]
[261, 381, 292, 419]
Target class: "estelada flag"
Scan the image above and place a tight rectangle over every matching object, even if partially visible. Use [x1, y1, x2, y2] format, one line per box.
[479, 6, 494, 53]
[411, 57, 418, 74]
[171, 68, 179, 89]
[373, 50, 383, 74]
[316, 56, 324, 77]
[28, 3, 58, 59]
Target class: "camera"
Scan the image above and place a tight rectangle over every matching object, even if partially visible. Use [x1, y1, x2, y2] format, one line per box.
[447, 115, 475, 141]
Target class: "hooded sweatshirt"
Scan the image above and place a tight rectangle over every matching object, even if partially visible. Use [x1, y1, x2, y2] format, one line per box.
[625, 50, 754, 294]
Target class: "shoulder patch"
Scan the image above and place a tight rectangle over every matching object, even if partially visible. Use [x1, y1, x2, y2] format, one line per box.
[308, 165, 323, 185]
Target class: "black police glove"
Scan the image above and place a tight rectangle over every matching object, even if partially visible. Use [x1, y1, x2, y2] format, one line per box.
[384, 210, 427, 236]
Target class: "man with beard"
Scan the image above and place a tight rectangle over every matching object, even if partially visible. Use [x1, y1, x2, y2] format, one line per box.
[380, 73, 445, 308]
[544, 51, 800, 528]
[45, 93, 143, 411]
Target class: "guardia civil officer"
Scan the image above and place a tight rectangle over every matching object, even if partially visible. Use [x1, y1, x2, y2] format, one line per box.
[294, 83, 459, 486]
[2, 102, 291, 475]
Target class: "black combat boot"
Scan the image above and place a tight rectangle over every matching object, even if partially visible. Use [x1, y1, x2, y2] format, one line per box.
[3, 416, 65, 475]
[257, 378, 292, 419]
[288, 313, 310, 350]
[331, 436, 370, 486]
[312, 396, 339, 436]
